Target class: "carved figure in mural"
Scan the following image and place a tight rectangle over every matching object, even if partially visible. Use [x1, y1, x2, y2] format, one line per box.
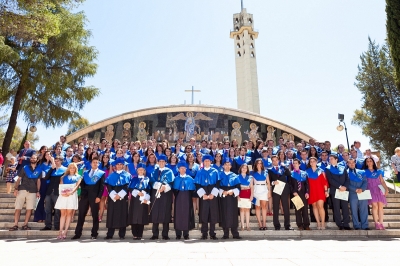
[122, 123, 131, 142]
[267, 126, 276, 142]
[136, 122, 148, 142]
[231, 122, 242, 145]
[245, 123, 259, 144]
[288, 134, 295, 142]
[281, 133, 289, 143]
[169, 112, 213, 142]
[105, 125, 114, 143]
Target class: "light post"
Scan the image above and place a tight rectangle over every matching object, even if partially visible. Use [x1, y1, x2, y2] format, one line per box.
[336, 113, 350, 152]
[19, 115, 37, 151]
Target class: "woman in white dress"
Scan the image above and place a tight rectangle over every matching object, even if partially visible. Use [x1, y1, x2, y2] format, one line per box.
[55, 163, 82, 239]
[252, 158, 271, 230]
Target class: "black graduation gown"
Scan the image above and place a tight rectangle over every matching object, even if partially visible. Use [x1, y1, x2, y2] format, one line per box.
[150, 186, 173, 223]
[196, 184, 220, 224]
[173, 190, 195, 231]
[128, 188, 151, 225]
[106, 184, 129, 229]
[219, 184, 241, 228]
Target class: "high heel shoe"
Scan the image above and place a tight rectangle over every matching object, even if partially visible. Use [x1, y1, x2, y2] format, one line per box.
[57, 231, 63, 240]
[375, 223, 381, 230]
[241, 226, 245, 231]
[379, 223, 385, 230]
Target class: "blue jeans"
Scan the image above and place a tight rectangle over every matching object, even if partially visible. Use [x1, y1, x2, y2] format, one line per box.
[349, 194, 369, 229]
[45, 193, 60, 229]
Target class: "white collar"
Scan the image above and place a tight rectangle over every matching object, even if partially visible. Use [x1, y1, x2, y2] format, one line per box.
[204, 167, 211, 171]
[224, 171, 230, 175]
[159, 167, 165, 171]
[116, 170, 123, 174]
[138, 175, 145, 179]
[180, 174, 186, 178]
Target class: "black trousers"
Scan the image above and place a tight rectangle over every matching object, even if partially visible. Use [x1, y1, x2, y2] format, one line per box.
[131, 224, 144, 238]
[331, 196, 350, 227]
[74, 196, 99, 237]
[152, 222, 169, 237]
[175, 229, 189, 237]
[201, 223, 216, 237]
[272, 191, 290, 229]
[295, 195, 310, 227]
[107, 227, 126, 238]
[223, 227, 239, 237]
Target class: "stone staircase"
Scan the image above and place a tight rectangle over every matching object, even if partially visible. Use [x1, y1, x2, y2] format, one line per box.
[0, 181, 399, 239]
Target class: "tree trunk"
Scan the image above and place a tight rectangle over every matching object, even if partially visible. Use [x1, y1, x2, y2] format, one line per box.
[1, 82, 25, 158]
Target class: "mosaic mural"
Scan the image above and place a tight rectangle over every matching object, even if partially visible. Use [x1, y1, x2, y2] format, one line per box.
[72, 111, 299, 144]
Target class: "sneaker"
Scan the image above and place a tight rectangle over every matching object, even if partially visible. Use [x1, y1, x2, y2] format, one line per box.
[71, 235, 81, 240]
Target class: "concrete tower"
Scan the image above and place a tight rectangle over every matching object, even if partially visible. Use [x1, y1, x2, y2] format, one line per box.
[230, 4, 260, 114]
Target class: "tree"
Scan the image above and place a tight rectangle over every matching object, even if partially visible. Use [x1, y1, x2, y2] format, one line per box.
[386, 0, 400, 87]
[0, 0, 82, 43]
[352, 38, 400, 159]
[0, 126, 39, 152]
[66, 117, 89, 135]
[0, 6, 99, 158]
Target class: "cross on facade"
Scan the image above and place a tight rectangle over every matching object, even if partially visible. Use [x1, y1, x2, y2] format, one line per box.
[184, 86, 201, 104]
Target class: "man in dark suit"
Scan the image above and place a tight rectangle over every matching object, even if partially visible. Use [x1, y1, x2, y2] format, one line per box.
[72, 158, 105, 240]
[325, 154, 351, 230]
[17, 141, 36, 170]
[268, 155, 293, 230]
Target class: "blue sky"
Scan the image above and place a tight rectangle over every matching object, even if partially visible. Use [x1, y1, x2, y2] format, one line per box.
[16, 0, 387, 151]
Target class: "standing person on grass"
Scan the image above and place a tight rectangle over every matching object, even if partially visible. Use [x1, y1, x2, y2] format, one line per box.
[9, 155, 41, 231]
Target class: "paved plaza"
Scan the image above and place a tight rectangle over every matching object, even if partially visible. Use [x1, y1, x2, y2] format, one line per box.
[0, 237, 398, 265]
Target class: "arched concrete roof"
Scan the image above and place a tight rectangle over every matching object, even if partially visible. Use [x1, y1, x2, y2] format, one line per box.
[66, 105, 313, 142]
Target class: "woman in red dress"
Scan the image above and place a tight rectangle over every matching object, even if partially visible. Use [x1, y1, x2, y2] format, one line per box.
[306, 157, 329, 230]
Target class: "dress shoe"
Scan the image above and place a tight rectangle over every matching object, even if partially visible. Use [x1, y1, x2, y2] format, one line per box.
[210, 236, 218, 240]
[162, 236, 170, 240]
[150, 236, 158, 240]
[54, 227, 60, 231]
[298, 226, 304, 231]
[184, 236, 189, 240]
[40, 227, 51, 231]
[200, 235, 207, 240]
[222, 236, 229, 239]
[119, 237, 125, 240]
[104, 236, 113, 240]
[285, 227, 294, 231]
[343, 226, 352, 230]
[233, 236, 242, 239]
[176, 236, 181, 240]
[355, 228, 361, 230]
[274, 227, 280, 231]
[364, 228, 371, 231]
[71, 235, 81, 240]
[339, 226, 344, 230]
[304, 227, 311, 231]
[91, 236, 97, 240]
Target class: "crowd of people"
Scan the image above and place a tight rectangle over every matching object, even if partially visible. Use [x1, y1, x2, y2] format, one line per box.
[4, 134, 395, 240]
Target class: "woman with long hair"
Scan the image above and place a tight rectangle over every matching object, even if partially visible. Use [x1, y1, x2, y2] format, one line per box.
[145, 153, 157, 178]
[167, 154, 179, 176]
[212, 153, 223, 173]
[252, 158, 270, 230]
[34, 151, 55, 223]
[54, 163, 82, 239]
[238, 163, 254, 231]
[155, 143, 165, 161]
[98, 153, 112, 222]
[186, 153, 200, 215]
[306, 157, 329, 230]
[308, 146, 319, 161]
[363, 157, 389, 230]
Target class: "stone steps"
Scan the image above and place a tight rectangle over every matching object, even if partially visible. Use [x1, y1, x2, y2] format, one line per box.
[2, 221, 400, 230]
[2, 229, 400, 239]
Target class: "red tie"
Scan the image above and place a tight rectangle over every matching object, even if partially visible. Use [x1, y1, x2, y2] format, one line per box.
[242, 156, 244, 161]
[276, 166, 279, 171]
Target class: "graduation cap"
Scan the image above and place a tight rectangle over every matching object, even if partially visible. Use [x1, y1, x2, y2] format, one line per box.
[137, 163, 146, 169]
[177, 161, 188, 169]
[202, 154, 213, 162]
[114, 158, 125, 165]
[224, 157, 233, 164]
[158, 154, 168, 162]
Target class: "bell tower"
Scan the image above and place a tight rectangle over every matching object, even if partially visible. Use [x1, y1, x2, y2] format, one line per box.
[230, 2, 260, 114]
